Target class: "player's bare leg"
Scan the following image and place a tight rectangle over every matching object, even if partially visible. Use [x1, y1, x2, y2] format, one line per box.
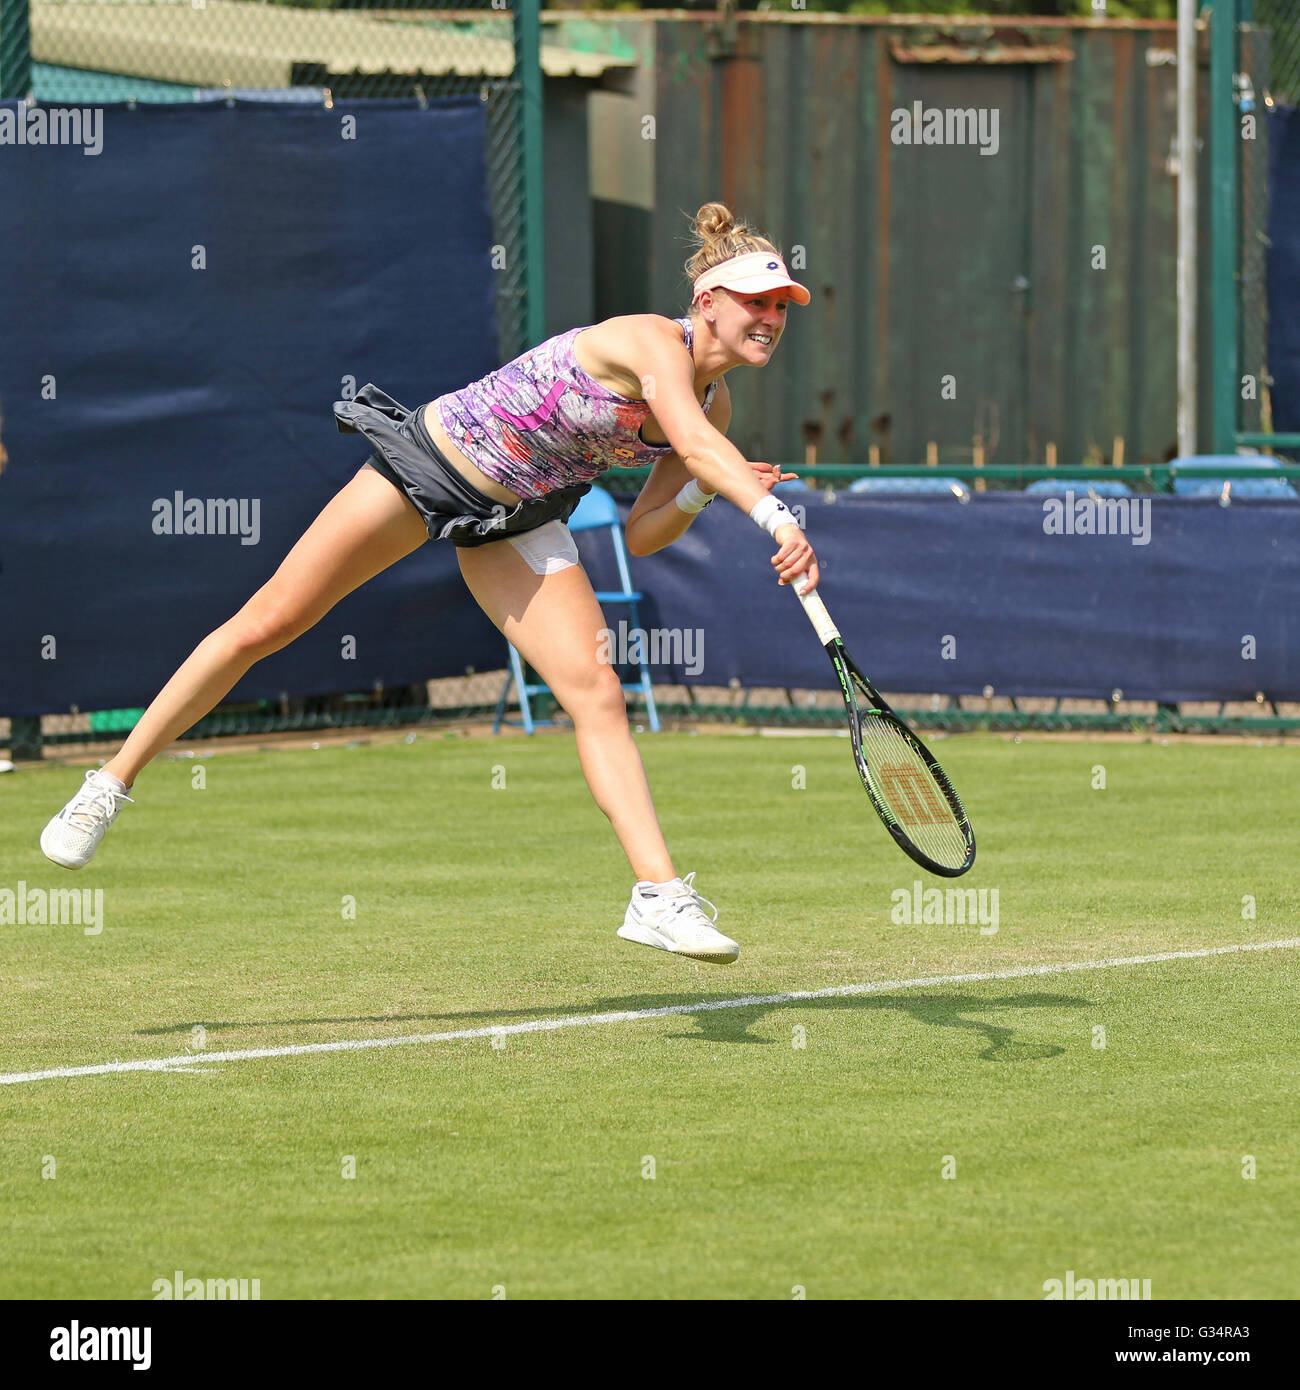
[457, 539, 738, 962]
[40, 468, 427, 868]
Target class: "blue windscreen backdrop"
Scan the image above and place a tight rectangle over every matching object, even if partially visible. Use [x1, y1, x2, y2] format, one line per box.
[571, 493, 1300, 703]
[0, 99, 503, 717]
[1267, 104, 1300, 449]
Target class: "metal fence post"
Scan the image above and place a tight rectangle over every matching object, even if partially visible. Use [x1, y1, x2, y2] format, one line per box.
[1210, 0, 1241, 454]
[0, 0, 33, 100]
[514, 0, 546, 350]
[1178, 0, 1199, 459]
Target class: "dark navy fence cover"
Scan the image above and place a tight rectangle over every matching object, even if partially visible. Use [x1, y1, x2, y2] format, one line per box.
[0, 100, 503, 717]
[575, 492, 1300, 703]
[1267, 105, 1300, 450]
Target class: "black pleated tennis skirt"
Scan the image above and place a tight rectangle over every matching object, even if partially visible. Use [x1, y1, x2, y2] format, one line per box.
[333, 383, 590, 548]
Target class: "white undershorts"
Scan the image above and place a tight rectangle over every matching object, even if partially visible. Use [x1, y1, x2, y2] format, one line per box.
[505, 519, 580, 575]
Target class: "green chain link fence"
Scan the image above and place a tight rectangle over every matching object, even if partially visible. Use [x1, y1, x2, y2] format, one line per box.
[7, 4, 1300, 752]
[0, 0, 31, 100]
[1255, 0, 1300, 101]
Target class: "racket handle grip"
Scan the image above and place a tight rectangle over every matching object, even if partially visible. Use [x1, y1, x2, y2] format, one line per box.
[790, 573, 840, 645]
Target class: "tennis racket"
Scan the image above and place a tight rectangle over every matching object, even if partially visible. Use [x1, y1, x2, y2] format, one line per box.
[790, 576, 976, 877]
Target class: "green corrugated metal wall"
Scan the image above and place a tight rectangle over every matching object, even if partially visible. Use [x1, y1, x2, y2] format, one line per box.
[648, 17, 1257, 468]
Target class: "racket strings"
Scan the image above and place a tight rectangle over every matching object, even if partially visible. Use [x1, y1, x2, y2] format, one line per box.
[857, 711, 970, 869]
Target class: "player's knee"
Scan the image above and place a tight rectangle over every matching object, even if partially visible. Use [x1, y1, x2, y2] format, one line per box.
[225, 604, 308, 660]
[563, 666, 627, 726]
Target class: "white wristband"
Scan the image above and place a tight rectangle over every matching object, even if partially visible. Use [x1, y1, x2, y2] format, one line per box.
[674, 479, 715, 515]
[749, 493, 798, 537]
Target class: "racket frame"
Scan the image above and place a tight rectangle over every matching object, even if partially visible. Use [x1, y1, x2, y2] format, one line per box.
[792, 580, 976, 878]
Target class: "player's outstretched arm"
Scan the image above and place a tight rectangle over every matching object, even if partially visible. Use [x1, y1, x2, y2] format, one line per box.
[621, 320, 770, 511]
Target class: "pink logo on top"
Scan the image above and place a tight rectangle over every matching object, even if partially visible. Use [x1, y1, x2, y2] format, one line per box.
[488, 379, 569, 432]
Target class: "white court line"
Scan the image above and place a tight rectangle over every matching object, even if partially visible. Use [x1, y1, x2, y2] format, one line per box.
[2, 937, 1297, 1088]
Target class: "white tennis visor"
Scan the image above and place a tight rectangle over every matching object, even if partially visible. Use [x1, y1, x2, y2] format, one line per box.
[691, 251, 811, 306]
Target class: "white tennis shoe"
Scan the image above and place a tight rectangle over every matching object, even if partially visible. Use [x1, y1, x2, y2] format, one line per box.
[40, 769, 133, 869]
[617, 872, 739, 964]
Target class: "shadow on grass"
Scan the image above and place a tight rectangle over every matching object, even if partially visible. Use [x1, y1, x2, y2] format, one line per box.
[651, 992, 1078, 1060]
[138, 990, 1083, 1062]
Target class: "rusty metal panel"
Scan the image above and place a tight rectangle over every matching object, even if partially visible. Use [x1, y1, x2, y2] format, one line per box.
[887, 60, 1034, 468]
[646, 15, 1228, 467]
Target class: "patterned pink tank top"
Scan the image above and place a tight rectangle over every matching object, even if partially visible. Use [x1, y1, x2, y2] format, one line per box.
[431, 316, 718, 500]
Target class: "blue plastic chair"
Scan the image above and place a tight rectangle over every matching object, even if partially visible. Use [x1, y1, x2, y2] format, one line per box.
[847, 475, 969, 497]
[493, 488, 661, 734]
[1169, 454, 1296, 500]
[1173, 476, 1298, 499]
[1025, 479, 1134, 497]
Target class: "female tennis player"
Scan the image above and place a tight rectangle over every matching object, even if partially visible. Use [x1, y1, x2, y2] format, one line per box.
[40, 202, 818, 965]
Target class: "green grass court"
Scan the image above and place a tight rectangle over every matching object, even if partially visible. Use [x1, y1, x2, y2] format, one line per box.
[1, 734, 1297, 1299]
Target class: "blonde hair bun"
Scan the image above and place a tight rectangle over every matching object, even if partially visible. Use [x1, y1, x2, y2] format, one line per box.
[693, 201, 736, 242]
[684, 200, 780, 289]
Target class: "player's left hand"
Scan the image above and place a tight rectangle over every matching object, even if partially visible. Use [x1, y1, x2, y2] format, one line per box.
[751, 461, 799, 491]
[696, 462, 797, 500]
